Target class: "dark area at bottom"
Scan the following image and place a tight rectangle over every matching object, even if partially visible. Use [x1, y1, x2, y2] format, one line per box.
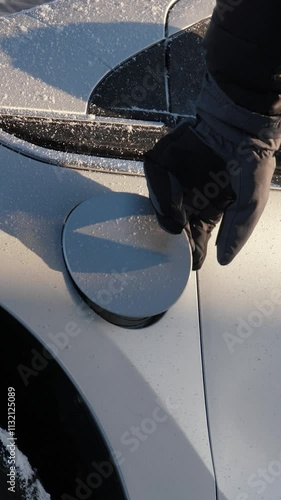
[0, 305, 126, 500]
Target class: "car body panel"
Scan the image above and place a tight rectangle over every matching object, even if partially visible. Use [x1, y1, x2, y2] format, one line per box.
[167, 0, 214, 36]
[0, 144, 216, 499]
[198, 189, 281, 500]
[0, 0, 168, 114]
[0, 0, 215, 115]
[0, 0, 166, 113]
[1, 1, 281, 499]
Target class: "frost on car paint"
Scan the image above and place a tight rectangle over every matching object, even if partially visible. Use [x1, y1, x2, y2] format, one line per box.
[0, 0, 169, 113]
[0, 0, 54, 17]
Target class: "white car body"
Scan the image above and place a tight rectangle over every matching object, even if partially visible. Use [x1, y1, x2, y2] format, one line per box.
[0, 1, 281, 499]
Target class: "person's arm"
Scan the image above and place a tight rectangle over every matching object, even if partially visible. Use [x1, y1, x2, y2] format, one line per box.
[204, 0, 281, 115]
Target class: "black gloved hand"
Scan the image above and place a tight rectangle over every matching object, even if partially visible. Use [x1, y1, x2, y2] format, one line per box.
[144, 121, 234, 270]
[144, 73, 281, 270]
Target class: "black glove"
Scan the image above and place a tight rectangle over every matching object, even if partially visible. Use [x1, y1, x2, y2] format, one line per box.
[144, 73, 281, 270]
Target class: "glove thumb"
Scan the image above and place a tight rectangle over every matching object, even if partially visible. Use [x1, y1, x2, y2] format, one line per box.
[216, 151, 276, 265]
[144, 159, 187, 234]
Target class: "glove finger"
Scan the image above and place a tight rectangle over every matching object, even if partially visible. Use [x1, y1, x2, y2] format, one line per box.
[184, 221, 196, 263]
[183, 185, 233, 270]
[187, 218, 220, 271]
[216, 150, 276, 265]
[144, 158, 186, 234]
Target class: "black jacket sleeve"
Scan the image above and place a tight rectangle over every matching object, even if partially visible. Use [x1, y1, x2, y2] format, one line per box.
[203, 0, 281, 115]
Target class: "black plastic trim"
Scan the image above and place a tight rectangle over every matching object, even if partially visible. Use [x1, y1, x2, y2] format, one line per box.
[87, 40, 168, 123]
[0, 114, 169, 161]
[0, 113, 280, 173]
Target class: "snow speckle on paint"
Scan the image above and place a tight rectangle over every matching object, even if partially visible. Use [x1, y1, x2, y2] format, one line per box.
[0, 427, 51, 499]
